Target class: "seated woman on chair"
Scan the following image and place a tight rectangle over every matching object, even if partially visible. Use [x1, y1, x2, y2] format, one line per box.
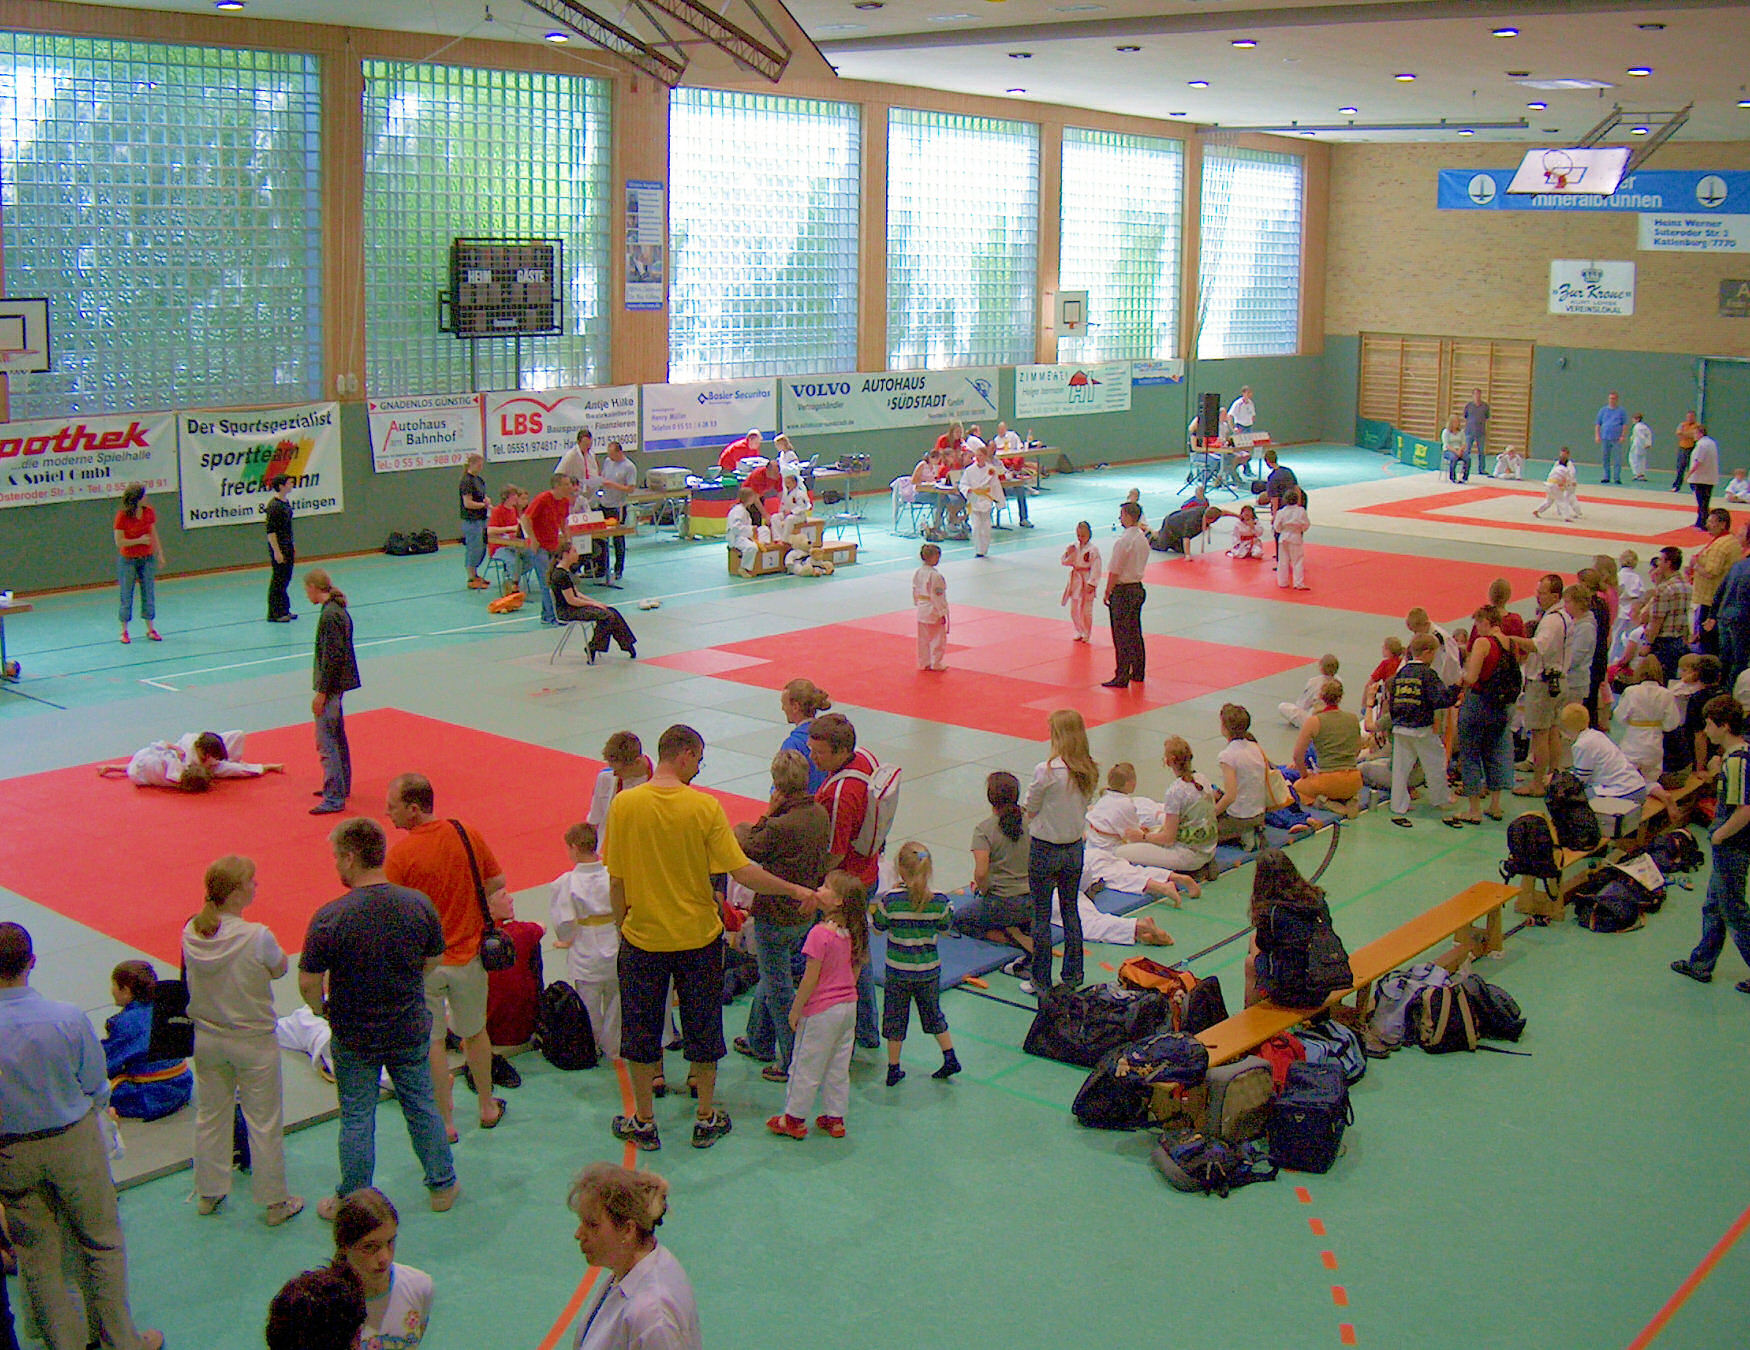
[548, 542, 637, 663]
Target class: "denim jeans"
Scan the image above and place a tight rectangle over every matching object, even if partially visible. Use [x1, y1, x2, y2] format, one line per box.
[1029, 837, 1085, 990]
[1456, 694, 1513, 796]
[1689, 844, 1750, 976]
[461, 518, 487, 574]
[1600, 439, 1620, 484]
[117, 554, 156, 624]
[315, 692, 351, 808]
[532, 548, 557, 622]
[744, 916, 811, 1066]
[331, 1038, 455, 1196]
[855, 960, 880, 1047]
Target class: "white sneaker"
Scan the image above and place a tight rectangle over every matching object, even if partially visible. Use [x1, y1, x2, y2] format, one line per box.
[1018, 979, 1038, 996]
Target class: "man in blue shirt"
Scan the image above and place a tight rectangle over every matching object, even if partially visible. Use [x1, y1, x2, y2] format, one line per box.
[1595, 390, 1628, 486]
[0, 923, 164, 1350]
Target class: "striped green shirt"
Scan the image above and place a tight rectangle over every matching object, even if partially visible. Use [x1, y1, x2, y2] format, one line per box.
[872, 890, 953, 974]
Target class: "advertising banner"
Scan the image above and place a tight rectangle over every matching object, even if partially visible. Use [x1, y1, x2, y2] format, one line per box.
[0, 410, 177, 509]
[1130, 360, 1185, 386]
[1548, 260, 1635, 317]
[484, 386, 640, 464]
[178, 402, 343, 530]
[1637, 213, 1750, 252]
[625, 179, 666, 312]
[1439, 169, 1750, 213]
[367, 393, 483, 473]
[1015, 362, 1133, 418]
[641, 378, 776, 454]
[779, 369, 998, 435]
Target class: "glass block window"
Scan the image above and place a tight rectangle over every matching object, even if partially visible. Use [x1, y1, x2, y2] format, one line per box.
[1059, 128, 1183, 362]
[0, 33, 321, 418]
[668, 89, 859, 381]
[887, 108, 1038, 370]
[362, 62, 610, 395]
[1196, 146, 1303, 359]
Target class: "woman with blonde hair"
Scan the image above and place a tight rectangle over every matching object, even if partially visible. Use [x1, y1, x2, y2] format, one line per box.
[182, 854, 303, 1225]
[567, 1163, 699, 1350]
[1023, 709, 1099, 995]
[778, 677, 833, 792]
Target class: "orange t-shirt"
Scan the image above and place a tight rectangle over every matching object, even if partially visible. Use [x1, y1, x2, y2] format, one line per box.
[385, 819, 502, 964]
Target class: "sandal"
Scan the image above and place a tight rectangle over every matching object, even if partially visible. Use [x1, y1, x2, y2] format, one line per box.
[651, 1076, 667, 1099]
[265, 1196, 305, 1227]
[1441, 816, 1470, 829]
[761, 1063, 789, 1083]
[1484, 809, 1505, 821]
[479, 1097, 508, 1130]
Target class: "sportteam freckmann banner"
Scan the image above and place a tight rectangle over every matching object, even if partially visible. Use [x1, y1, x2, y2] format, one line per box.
[0, 410, 178, 509]
[178, 402, 345, 530]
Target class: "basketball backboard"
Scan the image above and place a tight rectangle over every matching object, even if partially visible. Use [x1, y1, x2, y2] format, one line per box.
[1506, 146, 1630, 196]
[0, 299, 50, 374]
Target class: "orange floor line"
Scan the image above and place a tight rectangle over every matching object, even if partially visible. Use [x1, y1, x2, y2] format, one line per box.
[1624, 1199, 1750, 1350]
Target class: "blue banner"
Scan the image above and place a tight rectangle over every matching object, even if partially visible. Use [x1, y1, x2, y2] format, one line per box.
[1437, 169, 1750, 213]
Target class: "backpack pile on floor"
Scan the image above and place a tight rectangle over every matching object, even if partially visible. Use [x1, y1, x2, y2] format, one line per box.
[1366, 962, 1527, 1053]
[1025, 983, 1173, 1069]
[1568, 855, 1666, 933]
[1645, 828, 1703, 875]
[384, 529, 440, 556]
[1072, 1030, 1209, 1130]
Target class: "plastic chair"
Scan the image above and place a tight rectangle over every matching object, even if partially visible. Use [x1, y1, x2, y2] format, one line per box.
[826, 510, 863, 545]
[550, 615, 601, 664]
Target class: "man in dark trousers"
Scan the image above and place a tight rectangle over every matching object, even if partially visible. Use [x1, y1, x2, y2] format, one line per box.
[265, 474, 296, 622]
[1104, 501, 1150, 688]
[307, 569, 360, 816]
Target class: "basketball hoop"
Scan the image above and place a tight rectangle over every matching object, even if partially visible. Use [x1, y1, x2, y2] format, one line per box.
[1541, 148, 1576, 190]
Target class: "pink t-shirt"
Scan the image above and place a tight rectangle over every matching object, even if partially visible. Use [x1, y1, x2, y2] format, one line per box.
[801, 923, 858, 1017]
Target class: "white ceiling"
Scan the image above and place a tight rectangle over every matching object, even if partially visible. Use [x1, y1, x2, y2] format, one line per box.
[91, 0, 1750, 142]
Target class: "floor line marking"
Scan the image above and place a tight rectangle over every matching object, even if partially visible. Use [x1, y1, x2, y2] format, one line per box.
[1624, 1198, 1750, 1350]
[134, 634, 420, 687]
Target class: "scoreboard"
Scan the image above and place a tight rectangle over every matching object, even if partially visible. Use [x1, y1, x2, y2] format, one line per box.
[445, 239, 563, 338]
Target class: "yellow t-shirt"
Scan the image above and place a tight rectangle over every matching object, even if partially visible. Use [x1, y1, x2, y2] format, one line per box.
[604, 782, 749, 952]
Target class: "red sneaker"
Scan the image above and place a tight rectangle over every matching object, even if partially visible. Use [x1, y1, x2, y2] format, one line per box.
[813, 1115, 847, 1138]
[765, 1113, 808, 1140]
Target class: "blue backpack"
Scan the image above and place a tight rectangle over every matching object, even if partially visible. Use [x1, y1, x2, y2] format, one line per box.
[1296, 1017, 1367, 1085]
[1116, 1030, 1210, 1087]
[1267, 1060, 1352, 1174]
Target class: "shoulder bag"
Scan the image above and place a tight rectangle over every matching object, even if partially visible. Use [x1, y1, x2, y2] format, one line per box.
[452, 819, 516, 972]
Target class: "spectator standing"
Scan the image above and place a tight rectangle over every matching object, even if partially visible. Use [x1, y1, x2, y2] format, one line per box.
[0, 923, 165, 1350]
[265, 474, 297, 623]
[1595, 391, 1627, 485]
[1462, 388, 1491, 470]
[555, 427, 598, 487]
[1671, 696, 1750, 991]
[521, 473, 579, 626]
[307, 570, 360, 817]
[298, 819, 457, 1218]
[567, 1164, 700, 1350]
[1639, 547, 1694, 684]
[1712, 527, 1750, 686]
[113, 482, 164, 645]
[383, 773, 509, 1141]
[604, 725, 823, 1152]
[595, 441, 638, 583]
[808, 713, 889, 1049]
[459, 454, 491, 591]
[778, 679, 832, 793]
[1688, 425, 1720, 529]
[1024, 709, 1099, 995]
[1674, 411, 1701, 492]
[182, 855, 303, 1226]
[1448, 606, 1520, 825]
[1103, 502, 1150, 688]
[1689, 509, 1740, 656]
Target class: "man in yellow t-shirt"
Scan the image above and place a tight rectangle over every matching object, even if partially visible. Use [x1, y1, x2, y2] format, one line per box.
[605, 723, 825, 1151]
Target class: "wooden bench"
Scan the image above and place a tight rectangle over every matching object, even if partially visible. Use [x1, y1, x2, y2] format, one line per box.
[1512, 841, 1607, 922]
[1193, 880, 1514, 1067]
[1615, 772, 1708, 853]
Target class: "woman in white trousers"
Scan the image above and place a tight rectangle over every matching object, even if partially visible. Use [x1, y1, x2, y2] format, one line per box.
[181, 855, 303, 1225]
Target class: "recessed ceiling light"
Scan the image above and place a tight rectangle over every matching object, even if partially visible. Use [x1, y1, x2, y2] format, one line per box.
[815, 22, 865, 32]
[543, 29, 568, 41]
[1543, 127, 1560, 133]
[213, 0, 245, 9]
[1506, 70, 1531, 78]
[1519, 77, 1612, 90]
[1187, 79, 1209, 88]
[1337, 106, 1358, 115]
[1008, 50, 1032, 58]
[853, 1, 883, 8]
[1230, 38, 1257, 48]
[1526, 101, 1548, 110]
[1637, 22, 1665, 31]
[925, 12, 974, 21]
[1627, 66, 1652, 77]
[1168, 111, 1187, 117]
[1007, 87, 1026, 94]
[1115, 44, 1140, 53]
[1629, 125, 1649, 135]
[1458, 128, 1475, 136]
[1052, 3, 1105, 10]
[1492, 27, 1518, 37]
[1300, 130, 1316, 137]
[1393, 72, 1416, 81]
[1740, 97, 1750, 109]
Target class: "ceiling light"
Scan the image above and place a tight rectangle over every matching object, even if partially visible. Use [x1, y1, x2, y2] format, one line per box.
[925, 12, 974, 21]
[1638, 21, 1665, 30]
[853, 1, 883, 8]
[1543, 127, 1560, 133]
[1460, 128, 1476, 136]
[1300, 130, 1316, 137]
[1115, 44, 1140, 52]
[213, 0, 245, 9]
[1052, 3, 1106, 10]
[1506, 70, 1531, 78]
[1337, 106, 1357, 115]
[1740, 97, 1750, 109]
[1519, 77, 1613, 90]
[1526, 101, 1547, 109]
[1230, 38, 1257, 48]
[1007, 87, 1026, 94]
[1492, 27, 1518, 38]
[814, 22, 865, 32]
[1626, 66, 1652, 77]
[1629, 125, 1649, 135]
[543, 29, 568, 41]
[1393, 72, 1416, 82]
[1187, 79, 1209, 88]
[1168, 111, 1187, 117]
[1008, 50, 1032, 58]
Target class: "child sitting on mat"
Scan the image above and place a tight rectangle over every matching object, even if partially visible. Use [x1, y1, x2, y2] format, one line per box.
[1227, 503, 1265, 560]
[102, 960, 193, 1121]
[769, 871, 868, 1141]
[872, 843, 961, 1087]
[1493, 444, 1524, 480]
[98, 729, 283, 791]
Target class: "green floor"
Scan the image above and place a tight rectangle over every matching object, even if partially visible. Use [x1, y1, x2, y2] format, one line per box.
[3, 445, 1745, 1349]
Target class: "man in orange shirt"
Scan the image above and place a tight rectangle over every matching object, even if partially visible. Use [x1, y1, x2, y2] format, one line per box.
[384, 772, 509, 1140]
[520, 473, 577, 626]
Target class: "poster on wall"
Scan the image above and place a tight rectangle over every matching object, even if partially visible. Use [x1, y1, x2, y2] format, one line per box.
[1548, 260, 1635, 316]
[642, 378, 776, 454]
[625, 179, 665, 312]
[367, 393, 483, 473]
[1722, 280, 1750, 319]
[1015, 362, 1133, 418]
[1637, 213, 1750, 252]
[780, 369, 998, 436]
[178, 402, 344, 530]
[0, 409, 178, 509]
[1439, 168, 1750, 213]
[1130, 360, 1185, 386]
[484, 386, 640, 464]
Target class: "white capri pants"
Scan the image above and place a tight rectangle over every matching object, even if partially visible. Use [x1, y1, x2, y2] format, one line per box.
[193, 1027, 290, 1207]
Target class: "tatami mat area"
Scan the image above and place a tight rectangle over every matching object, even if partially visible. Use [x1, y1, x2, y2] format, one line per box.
[1, 445, 1744, 1350]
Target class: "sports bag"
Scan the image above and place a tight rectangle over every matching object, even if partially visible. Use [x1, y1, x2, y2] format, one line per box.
[1501, 813, 1560, 884]
[1181, 975, 1229, 1036]
[1267, 1061, 1352, 1174]
[1296, 1017, 1367, 1085]
[1201, 1055, 1275, 1142]
[1022, 984, 1172, 1069]
[534, 981, 599, 1070]
[1545, 771, 1601, 851]
[1411, 984, 1478, 1054]
[1570, 877, 1645, 933]
[1256, 906, 1353, 1009]
[1647, 828, 1703, 874]
[1368, 961, 1451, 1048]
[827, 756, 902, 860]
[1455, 973, 1526, 1042]
[410, 528, 440, 554]
[1153, 1131, 1278, 1197]
[1117, 956, 1198, 1002]
[1254, 1033, 1306, 1091]
[383, 531, 415, 556]
[1072, 1047, 1152, 1130]
[1116, 1030, 1209, 1087]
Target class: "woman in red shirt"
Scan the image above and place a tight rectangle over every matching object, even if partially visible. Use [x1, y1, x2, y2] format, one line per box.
[113, 482, 165, 644]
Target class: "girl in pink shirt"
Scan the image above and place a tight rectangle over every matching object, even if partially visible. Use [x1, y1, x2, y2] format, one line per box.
[768, 871, 869, 1141]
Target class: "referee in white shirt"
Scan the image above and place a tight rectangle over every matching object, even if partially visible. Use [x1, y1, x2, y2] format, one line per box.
[1103, 502, 1150, 688]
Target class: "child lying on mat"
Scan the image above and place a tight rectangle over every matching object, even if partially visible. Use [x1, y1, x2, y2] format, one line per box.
[97, 730, 283, 791]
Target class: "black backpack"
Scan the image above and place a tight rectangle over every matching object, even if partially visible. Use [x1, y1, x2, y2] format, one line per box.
[1256, 906, 1353, 1010]
[1266, 1061, 1352, 1173]
[1456, 973, 1527, 1042]
[1072, 1047, 1153, 1130]
[1410, 984, 1478, 1054]
[534, 981, 599, 1070]
[1022, 984, 1172, 1069]
[1501, 813, 1560, 884]
[1181, 975, 1229, 1035]
[1153, 1131, 1278, 1197]
[1545, 772, 1601, 851]
[383, 531, 415, 556]
[1569, 874, 1646, 933]
[1477, 636, 1523, 707]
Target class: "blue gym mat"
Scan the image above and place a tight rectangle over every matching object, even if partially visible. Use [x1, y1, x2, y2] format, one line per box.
[868, 931, 1018, 989]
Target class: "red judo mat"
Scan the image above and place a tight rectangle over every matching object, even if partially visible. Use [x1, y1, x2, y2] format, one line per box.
[0, 710, 765, 965]
[1350, 484, 1706, 548]
[1147, 543, 1552, 622]
[647, 606, 1306, 739]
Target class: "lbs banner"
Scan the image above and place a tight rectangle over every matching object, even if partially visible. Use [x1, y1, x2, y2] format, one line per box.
[779, 369, 999, 435]
[367, 394, 483, 473]
[1015, 362, 1133, 418]
[179, 402, 344, 530]
[0, 410, 178, 509]
[484, 386, 641, 463]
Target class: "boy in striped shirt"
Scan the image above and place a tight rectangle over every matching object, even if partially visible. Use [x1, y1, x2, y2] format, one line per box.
[872, 842, 962, 1086]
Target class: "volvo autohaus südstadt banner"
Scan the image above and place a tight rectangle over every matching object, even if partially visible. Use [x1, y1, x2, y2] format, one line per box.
[0, 410, 178, 509]
[367, 393, 484, 473]
[1015, 362, 1133, 418]
[1438, 168, 1750, 213]
[484, 386, 641, 463]
[779, 369, 999, 435]
[179, 402, 344, 530]
[641, 378, 776, 454]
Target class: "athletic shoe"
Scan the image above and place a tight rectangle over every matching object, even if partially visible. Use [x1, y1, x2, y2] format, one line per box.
[691, 1109, 733, 1149]
[146, 627, 162, 642]
[1018, 979, 1038, 996]
[1001, 953, 1028, 978]
[309, 803, 345, 815]
[760, 1064, 789, 1083]
[766, 1113, 807, 1140]
[1736, 979, 1750, 995]
[1670, 960, 1712, 984]
[814, 1115, 847, 1138]
[612, 1114, 661, 1151]
[467, 577, 490, 589]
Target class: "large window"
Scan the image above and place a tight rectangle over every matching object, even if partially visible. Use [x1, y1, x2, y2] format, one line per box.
[362, 62, 610, 396]
[1059, 128, 1183, 363]
[668, 89, 859, 380]
[1196, 146, 1303, 359]
[887, 109, 1038, 370]
[0, 34, 321, 418]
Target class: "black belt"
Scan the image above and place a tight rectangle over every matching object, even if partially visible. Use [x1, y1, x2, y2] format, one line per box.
[1112, 580, 1145, 589]
[0, 1113, 82, 1147]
